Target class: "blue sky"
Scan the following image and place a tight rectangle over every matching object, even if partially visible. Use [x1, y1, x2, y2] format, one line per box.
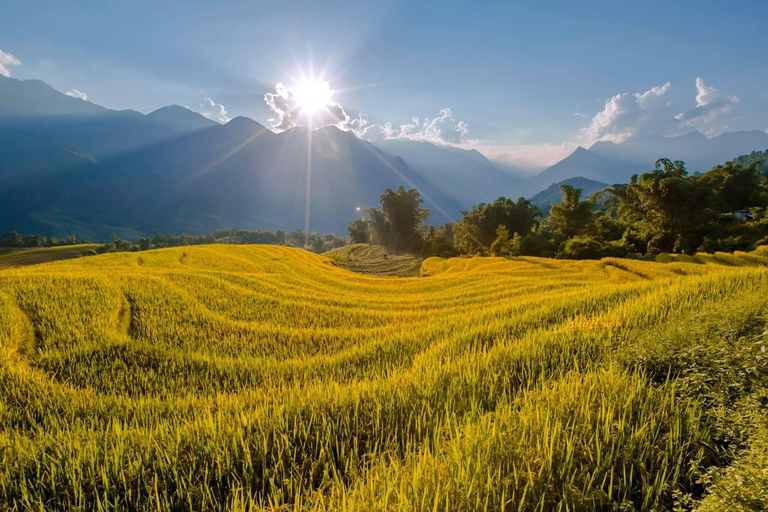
[1, 0, 767, 168]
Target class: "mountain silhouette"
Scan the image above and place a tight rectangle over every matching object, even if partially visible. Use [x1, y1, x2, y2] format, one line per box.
[2, 75, 767, 239]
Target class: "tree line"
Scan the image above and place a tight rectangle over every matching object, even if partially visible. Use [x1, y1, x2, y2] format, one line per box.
[350, 158, 768, 259]
[0, 232, 89, 248]
[1, 228, 347, 255]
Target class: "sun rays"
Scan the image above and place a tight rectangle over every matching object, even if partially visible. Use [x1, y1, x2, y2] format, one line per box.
[293, 79, 334, 120]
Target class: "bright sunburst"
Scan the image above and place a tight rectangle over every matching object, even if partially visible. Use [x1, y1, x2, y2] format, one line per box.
[293, 80, 333, 118]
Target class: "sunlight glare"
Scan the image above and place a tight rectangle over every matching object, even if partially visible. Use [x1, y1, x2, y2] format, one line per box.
[294, 80, 333, 117]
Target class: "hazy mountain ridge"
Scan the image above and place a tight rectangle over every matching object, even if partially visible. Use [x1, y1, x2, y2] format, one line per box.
[374, 138, 533, 204]
[531, 147, 635, 187]
[527, 129, 768, 191]
[0, 85, 469, 237]
[0, 76, 108, 117]
[1, 75, 767, 239]
[0, 76, 508, 237]
[530, 177, 609, 214]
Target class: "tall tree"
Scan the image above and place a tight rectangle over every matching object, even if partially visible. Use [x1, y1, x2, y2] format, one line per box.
[490, 225, 512, 257]
[365, 186, 430, 251]
[608, 159, 709, 254]
[453, 197, 541, 254]
[696, 162, 768, 213]
[347, 218, 370, 244]
[546, 185, 596, 241]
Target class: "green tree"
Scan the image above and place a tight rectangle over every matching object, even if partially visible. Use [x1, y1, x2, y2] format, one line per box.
[366, 186, 430, 251]
[696, 162, 768, 213]
[0, 231, 23, 247]
[454, 197, 541, 254]
[347, 218, 370, 244]
[607, 158, 707, 254]
[425, 224, 455, 256]
[547, 185, 596, 241]
[22, 234, 42, 247]
[489, 225, 512, 257]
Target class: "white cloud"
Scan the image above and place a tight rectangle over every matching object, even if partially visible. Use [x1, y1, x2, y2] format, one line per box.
[200, 97, 230, 124]
[480, 78, 743, 169]
[264, 82, 298, 131]
[259, 77, 744, 169]
[0, 49, 21, 77]
[675, 77, 739, 135]
[360, 108, 470, 146]
[584, 82, 678, 143]
[263, 82, 364, 132]
[65, 89, 87, 100]
[263, 82, 470, 146]
[583, 78, 740, 143]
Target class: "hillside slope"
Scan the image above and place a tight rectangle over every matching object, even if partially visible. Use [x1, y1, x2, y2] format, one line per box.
[324, 243, 423, 277]
[1, 245, 767, 508]
[0, 244, 100, 269]
[529, 176, 609, 213]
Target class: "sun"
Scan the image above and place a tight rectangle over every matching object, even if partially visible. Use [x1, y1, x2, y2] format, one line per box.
[293, 80, 333, 118]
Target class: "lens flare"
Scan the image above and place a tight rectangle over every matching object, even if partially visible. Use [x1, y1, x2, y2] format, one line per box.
[293, 80, 333, 117]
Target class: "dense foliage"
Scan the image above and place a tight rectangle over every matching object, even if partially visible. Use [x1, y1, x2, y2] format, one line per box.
[453, 197, 540, 254]
[1, 245, 767, 509]
[356, 157, 768, 260]
[731, 148, 768, 177]
[362, 186, 430, 251]
[0, 231, 88, 248]
[604, 159, 768, 255]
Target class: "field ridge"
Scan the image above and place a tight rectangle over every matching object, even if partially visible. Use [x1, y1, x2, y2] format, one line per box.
[0, 244, 766, 509]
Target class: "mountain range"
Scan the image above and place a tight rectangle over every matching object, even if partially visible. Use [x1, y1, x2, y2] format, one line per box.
[529, 177, 609, 215]
[533, 130, 768, 189]
[1, 74, 766, 239]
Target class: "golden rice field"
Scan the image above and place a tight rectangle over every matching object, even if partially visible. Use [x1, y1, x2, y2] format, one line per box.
[1, 244, 768, 511]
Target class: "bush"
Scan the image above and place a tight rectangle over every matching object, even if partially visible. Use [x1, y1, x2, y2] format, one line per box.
[556, 236, 627, 260]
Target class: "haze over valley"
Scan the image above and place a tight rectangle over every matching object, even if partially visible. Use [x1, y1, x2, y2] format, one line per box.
[1, 73, 766, 239]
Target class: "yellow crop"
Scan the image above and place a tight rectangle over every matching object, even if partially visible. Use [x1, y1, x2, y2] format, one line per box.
[0, 245, 766, 510]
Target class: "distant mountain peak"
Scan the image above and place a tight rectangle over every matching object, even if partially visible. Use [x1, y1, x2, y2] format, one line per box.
[673, 130, 706, 141]
[148, 104, 192, 115]
[588, 140, 618, 151]
[0, 75, 107, 118]
[529, 176, 609, 214]
[147, 105, 217, 132]
[223, 116, 267, 131]
[566, 146, 602, 160]
[390, 155, 409, 168]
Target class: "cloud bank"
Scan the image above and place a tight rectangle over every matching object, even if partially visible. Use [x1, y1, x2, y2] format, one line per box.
[675, 77, 739, 135]
[585, 82, 677, 142]
[0, 49, 21, 78]
[359, 108, 470, 145]
[584, 78, 739, 142]
[200, 97, 230, 124]
[260, 77, 741, 169]
[263, 82, 470, 146]
[65, 89, 88, 100]
[463, 78, 743, 170]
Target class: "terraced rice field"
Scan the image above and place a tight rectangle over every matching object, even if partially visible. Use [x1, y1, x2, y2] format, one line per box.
[1, 245, 767, 510]
[325, 243, 424, 277]
[0, 244, 100, 269]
